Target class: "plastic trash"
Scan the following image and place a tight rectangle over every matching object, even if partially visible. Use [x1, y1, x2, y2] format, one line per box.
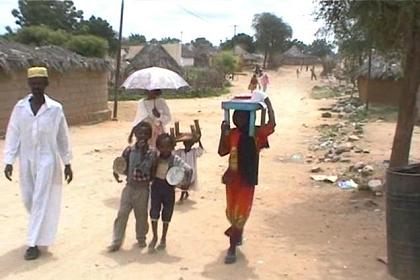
[337, 179, 358, 189]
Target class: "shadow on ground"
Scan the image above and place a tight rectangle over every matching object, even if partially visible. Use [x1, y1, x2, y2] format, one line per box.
[201, 250, 259, 280]
[0, 246, 56, 279]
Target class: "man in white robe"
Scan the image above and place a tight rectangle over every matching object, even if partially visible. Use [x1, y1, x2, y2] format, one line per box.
[3, 67, 73, 260]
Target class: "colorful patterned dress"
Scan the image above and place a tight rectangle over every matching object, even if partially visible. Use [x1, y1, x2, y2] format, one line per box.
[223, 123, 275, 238]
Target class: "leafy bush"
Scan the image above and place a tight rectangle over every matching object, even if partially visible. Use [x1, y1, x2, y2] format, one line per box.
[13, 25, 107, 58]
[65, 35, 108, 58]
[212, 51, 239, 75]
[47, 29, 70, 46]
[184, 67, 226, 89]
[14, 26, 69, 46]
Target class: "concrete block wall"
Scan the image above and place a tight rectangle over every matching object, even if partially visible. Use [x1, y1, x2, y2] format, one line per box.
[0, 69, 111, 138]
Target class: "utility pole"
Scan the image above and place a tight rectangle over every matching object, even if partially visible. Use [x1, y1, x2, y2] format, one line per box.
[366, 46, 372, 112]
[233, 24, 237, 36]
[112, 0, 124, 120]
[180, 31, 183, 43]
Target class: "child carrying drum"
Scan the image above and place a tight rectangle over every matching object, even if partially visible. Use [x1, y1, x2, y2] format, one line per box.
[148, 134, 192, 251]
[174, 131, 203, 202]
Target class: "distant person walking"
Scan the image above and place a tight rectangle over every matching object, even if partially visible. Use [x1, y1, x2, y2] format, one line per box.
[260, 72, 270, 92]
[254, 64, 262, 77]
[310, 66, 317, 81]
[296, 68, 300, 78]
[248, 74, 260, 92]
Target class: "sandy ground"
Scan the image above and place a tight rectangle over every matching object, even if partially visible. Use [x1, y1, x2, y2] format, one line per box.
[1, 66, 419, 280]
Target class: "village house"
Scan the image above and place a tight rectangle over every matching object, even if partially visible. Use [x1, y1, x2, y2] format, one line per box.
[281, 46, 320, 66]
[233, 45, 263, 67]
[355, 57, 420, 121]
[162, 43, 195, 67]
[122, 42, 217, 71]
[355, 57, 404, 106]
[0, 39, 111, 138]
[122, 43, 183, 77]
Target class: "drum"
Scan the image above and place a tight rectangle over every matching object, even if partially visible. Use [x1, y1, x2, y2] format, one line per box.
[166, 166, 185, 186]
[113, 156, 127, 174]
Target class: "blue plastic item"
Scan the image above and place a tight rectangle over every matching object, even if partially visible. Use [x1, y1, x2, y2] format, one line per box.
[221, 99, 266, 136]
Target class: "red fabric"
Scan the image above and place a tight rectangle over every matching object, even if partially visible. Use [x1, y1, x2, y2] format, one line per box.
[224, 122, 275, 235]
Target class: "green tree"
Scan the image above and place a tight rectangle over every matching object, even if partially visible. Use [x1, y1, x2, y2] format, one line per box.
[66, 34, 108, 58]
[191, 37, 213, 48]
[12, 25, 107, 58]
[14, 25, 70, 46]
[213, 51, 238, 76]
[220, 33, 256, 53]
[128, 33, 147, 44]
[149, 38, 159, 44]
[159, 37, 181, 44]
[11, 0, 83, 32]
[317, 0, 420, 167]
[10, 0, 116, 56]
[79, 16, 117, 54]
[285, 39, 309, 53]
[1, 26, 15, 40]
[252, 13, 292, 68]
[308, 39, 334, 58]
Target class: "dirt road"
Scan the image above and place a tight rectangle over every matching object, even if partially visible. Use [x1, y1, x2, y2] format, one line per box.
[2, 66, 418, 279]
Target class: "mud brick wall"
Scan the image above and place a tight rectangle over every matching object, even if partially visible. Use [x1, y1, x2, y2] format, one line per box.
[357, 77, 403, 106]
[358, 77, 420, 122]
[0, 69, 111, 138]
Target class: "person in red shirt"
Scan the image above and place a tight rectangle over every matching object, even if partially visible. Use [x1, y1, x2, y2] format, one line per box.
[218, 103, 276, 264]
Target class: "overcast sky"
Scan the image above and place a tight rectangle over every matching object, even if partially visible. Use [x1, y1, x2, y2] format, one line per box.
[0, 0, 324, 45]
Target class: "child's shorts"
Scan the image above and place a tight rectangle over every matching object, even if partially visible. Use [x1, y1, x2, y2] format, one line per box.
[150, 178, 175, 222]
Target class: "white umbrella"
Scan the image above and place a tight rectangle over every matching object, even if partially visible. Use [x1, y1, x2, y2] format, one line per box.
[121, 66, 189, 90]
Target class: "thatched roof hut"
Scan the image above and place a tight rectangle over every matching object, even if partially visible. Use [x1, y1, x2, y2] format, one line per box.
[182, 44, 194, 59]
[281, 46, 319, 65]
[0, 39, 109, 75]
[355, 56, 404, 106]
[192, 45, 218, 68]
[233, 45, 262, 67]
[355, 56, 402, 80]
[0, 39, 111, 138]
[125, 44, 182, 76]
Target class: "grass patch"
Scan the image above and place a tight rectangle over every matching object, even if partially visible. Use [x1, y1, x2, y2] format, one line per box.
[108, 87, 230, 101]
[366, 105, 399, 121]
[311, 85, 341, 99]
[349, 105, 398, 122]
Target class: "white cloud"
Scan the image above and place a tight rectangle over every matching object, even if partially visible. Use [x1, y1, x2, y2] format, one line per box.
[0, 0, 323, 45]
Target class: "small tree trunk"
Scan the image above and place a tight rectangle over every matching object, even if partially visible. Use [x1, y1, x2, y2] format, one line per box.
[390, 30, 420, 167]
[263, 47, 268, 68]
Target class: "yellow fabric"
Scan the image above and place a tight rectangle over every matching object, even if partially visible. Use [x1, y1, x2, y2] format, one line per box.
[27, 67, 48, 78]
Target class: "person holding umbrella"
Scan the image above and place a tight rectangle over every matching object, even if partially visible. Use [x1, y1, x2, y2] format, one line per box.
[133, 89, 171, 148]
[122, 67, 190, 147]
